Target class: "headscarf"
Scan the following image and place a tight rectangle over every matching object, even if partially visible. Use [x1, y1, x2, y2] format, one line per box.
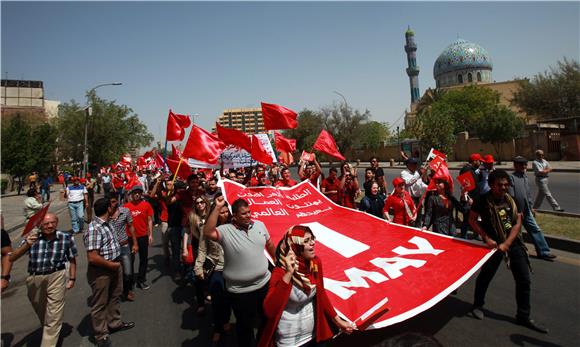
[276, 225, 318, 295]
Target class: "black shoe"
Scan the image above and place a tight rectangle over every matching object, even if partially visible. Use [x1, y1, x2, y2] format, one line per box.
[517, 318, 548, 333]
[96, 336, 112, 347]
[110, 321, 135, 333]
[472, 307, 484, 320]
[137, 281, 150, 290]
[538, 254, 557, 261]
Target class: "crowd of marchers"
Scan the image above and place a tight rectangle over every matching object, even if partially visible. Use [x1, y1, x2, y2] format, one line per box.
[0, 148, 562, 346]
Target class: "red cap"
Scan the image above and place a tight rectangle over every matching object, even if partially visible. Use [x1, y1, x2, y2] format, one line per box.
[469, 153, 483, 162]
[392, 177, 405, 187]
[86, 173, 92, 178]
[482, 154, 495, 164]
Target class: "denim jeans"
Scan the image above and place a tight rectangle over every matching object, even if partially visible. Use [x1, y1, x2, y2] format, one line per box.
[40, 187, 50, 203]
[120, 244, 134, 295]
[68, 201, 84, 233]
[522, 208, 551, 257]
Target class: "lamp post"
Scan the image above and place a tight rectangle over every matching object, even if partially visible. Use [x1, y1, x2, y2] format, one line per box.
[82, 82, 122, 177]
[333, 90, 348, 111]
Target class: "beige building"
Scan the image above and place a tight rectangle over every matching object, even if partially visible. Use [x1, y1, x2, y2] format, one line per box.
[213, 107, 265, 134]
[1, 79, 60, 123]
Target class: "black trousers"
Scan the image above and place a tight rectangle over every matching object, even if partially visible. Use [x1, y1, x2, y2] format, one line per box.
[474, 244, 531, 320]
[227, 282, 268, 347]
[129, 236, 149, 283]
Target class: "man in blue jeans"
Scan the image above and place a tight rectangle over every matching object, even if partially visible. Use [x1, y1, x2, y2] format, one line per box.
[64, 177, 88, 234]
[509, 156, 557, 261]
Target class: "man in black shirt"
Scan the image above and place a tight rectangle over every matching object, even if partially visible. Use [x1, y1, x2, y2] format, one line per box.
[468, 169, 547, 334]
[369, 157, 386, 196]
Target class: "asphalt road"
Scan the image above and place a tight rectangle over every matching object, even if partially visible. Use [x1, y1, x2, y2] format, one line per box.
[1, 200, 579, 347]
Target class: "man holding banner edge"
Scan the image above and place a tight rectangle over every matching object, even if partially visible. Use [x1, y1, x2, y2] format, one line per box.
[468, 169, 548, 334]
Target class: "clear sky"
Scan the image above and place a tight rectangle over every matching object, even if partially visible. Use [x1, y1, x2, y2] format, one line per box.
[2, 1, 579, 146]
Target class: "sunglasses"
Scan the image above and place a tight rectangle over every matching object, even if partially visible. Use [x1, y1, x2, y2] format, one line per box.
[195, 200, 206, 204]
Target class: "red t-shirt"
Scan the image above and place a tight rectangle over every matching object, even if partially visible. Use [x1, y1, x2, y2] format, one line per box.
[321, 177, 340, 203]
[384, 191, 416, 226]
[124, 200, 154, 237]
[338, 181, 358, 208]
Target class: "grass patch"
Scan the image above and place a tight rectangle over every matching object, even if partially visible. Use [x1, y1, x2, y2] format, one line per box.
[535, 213, 580, 241]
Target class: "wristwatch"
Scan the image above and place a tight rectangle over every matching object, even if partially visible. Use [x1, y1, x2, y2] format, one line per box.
[1, 275, 10, 281]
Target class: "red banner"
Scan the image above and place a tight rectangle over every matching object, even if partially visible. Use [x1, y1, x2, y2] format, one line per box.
[221, 180, 494, 328]
[457, 171, 477, 192]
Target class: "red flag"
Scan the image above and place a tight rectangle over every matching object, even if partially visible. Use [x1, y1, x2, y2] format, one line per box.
[428, 155, 446, 171]
[124, 171, 141, 191]
[300, 150, 315, 162]
[216, 123, 252, 153]
[171, 144, 182, 160]
[166, 157, 193, 181]
[166, 110, 191, 141]
[154, 153, 165, 169]
[251, 135, 274, 165]
[313, 130, 345, 161]
[426, 160, 453, 193]
[121, 153, 132, 164]
[426, 148, 447, 161]
[278, 151, 294, 166]
[274, 131, 296, 153]
[261, 102, 298, 130]
[22, 203, 51, 236]
[182, 124, 227, 164]
[457, 171, 477, 192]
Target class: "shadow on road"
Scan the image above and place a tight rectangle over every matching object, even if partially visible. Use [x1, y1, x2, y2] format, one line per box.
[510, 334, 561, 347]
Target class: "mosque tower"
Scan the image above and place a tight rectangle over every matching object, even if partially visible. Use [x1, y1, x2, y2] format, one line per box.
[404, 26, 420, 104]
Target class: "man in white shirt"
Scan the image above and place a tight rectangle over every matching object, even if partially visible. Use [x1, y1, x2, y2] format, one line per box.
[401, 158, 428, 226]
[532, 149, 564, 212]
[64, 177, 88, 234]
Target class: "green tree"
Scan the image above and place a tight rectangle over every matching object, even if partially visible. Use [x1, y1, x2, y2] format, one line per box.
[512, 58, 580, 120]
[355, 121, 391, 150]
[284, 109, 324, 152]
[437, 85, 500, 134]
[320, 102, 371, 158]
[475, 106, 524, 161]
[415, 105, 457, 155]
[1, 115, 57, 178]
[56, 93, 153, 168]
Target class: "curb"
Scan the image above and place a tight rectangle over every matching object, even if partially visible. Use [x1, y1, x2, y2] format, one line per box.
[523, 232, 580, 254]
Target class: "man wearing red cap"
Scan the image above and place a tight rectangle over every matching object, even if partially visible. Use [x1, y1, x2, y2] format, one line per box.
[459, 154, 483, 238]
[479, 154, 495, 194]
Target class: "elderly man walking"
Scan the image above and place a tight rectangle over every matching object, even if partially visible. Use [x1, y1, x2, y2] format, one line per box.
[532, 149, 564, 212]
[9, 213, 78, 347]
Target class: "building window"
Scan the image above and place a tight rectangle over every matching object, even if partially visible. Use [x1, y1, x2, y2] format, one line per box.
[467, 73, 473, 83]
[458, 74, 463, 84]
[477, 72, 482, 82]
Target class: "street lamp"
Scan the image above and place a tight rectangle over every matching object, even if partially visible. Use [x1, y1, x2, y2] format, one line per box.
[82, 82, 122, 177]
[333, 91, 348, 111]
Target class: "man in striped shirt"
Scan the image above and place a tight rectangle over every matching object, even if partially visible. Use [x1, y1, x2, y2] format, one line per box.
[85, 198, 134, 347]
[109, 196, 138, 301]
[9, 213, 77, 347]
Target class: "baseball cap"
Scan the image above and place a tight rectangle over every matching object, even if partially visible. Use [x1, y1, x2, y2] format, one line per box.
[482, 154, 495, 164]
[405, 158, 418, 165]
[469, 153, 483, 162]
[129, 185, 144, 194]
[513, 156, 528, 164]
[392, 177, 405, 187]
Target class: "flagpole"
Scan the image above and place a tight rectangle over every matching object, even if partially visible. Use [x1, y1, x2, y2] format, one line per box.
[171, 159, 184, 185]
[163, 140, 169, 173]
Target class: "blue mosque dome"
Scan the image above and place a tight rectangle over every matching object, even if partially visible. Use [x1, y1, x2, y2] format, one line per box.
[433, 38, 493, 87]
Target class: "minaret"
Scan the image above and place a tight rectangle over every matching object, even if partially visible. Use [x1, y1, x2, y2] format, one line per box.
[404, 26, 420, 104]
